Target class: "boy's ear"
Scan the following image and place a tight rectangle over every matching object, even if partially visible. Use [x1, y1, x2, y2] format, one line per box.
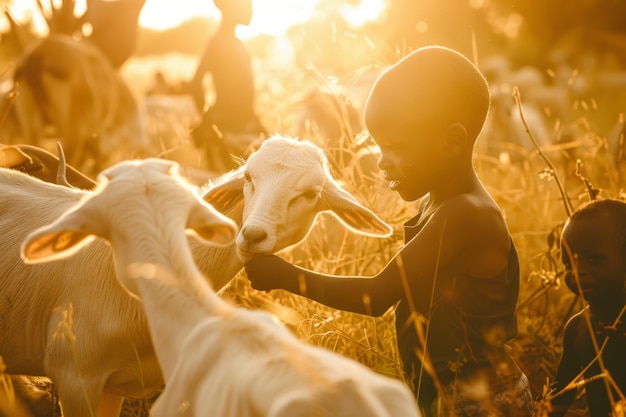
[444, 123, 468, 156]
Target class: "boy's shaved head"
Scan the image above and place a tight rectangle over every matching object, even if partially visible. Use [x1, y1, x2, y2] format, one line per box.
[568, 198, 626, 245]
[364, 46, 490, 143]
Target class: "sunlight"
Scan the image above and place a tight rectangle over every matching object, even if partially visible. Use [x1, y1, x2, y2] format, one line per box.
[0, 0, 54, 34]
[139, 0, 387, 38]
[237, 0, 318, 39]
[1, 0, 388, 40]
[139, 0, 216, 31]
[340, 0, 387, 29]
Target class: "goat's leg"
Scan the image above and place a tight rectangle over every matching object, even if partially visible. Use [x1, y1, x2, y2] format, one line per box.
[97, 391, 124, 417]
[55, 378, 103, 417]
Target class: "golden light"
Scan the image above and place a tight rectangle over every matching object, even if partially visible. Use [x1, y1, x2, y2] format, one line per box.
[237, 0, 318, 39]
[0, 0, 60, 34]
[340, 0, 386, 29]
[139, 0, 216, 32]
[139, 0, 388, 38]
[1, 0, 387, 40]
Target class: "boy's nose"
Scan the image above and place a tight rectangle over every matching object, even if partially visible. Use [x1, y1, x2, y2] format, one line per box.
[377, 153, 390, 171]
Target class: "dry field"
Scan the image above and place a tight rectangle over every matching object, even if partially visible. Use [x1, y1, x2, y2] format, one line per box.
[3, 37, 626, 416]
[125, 48, 626, 416]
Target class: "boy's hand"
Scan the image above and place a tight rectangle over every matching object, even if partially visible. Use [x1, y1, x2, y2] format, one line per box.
[244, 254, 294, 291]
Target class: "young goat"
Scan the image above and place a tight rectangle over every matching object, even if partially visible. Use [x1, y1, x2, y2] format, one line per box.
[1, 135, 392, 417]
[21, 158, 419, 417]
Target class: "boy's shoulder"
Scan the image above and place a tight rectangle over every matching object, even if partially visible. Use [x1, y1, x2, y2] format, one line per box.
[433, 190, 506, 230]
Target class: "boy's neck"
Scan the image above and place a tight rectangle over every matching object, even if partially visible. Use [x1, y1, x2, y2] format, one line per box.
[589, 294, 626, 321]
[218, 19, 237, 34]
[427, 163, 480, 207]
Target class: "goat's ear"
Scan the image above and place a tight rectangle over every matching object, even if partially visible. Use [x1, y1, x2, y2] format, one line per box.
[21, 201, 102, 263]
[187, 200, 238, 246]
[320, 181, 393, 237]
[202, 169, 245, 213]
[0, 146, 33, 168]
[21, 229, 95, 263]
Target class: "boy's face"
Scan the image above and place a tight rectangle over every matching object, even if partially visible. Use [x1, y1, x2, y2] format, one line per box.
[561, 213, 626, 304]
[371, 123, 448, 202]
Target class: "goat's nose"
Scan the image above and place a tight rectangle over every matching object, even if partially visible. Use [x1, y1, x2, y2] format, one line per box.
[242, 225, 267, 244]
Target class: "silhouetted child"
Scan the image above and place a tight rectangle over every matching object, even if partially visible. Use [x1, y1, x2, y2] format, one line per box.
[188, 0, 266, 172]
[549, 199, 626, 417]
[82, 0, 146, 68]
[245, 46, 533, 417]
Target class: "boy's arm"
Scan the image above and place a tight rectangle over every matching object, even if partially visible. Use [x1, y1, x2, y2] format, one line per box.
[548, 316, 581, 417]
[244, 254, 403, 316]
[246, 194, 505, 316]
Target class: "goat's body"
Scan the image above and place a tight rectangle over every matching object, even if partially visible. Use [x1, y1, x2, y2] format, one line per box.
[20, 158, 418, 417]
[0, 168, 240, 416]
[144, 282, 418, 417]
[4, 136, 392, 417]
[0, 169, 163, 416]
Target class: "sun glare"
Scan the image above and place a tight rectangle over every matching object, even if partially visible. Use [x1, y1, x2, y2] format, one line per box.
[2, 0, 387, 39]
[139, 0, 216, 32]
[340, 0, 387, 29]
[237, 0, 318, 39]
[139, 0, 387, 38]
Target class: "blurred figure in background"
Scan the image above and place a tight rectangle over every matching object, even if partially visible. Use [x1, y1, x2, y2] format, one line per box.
[82, 0, 147, 68]
[187, 0, 267, 173]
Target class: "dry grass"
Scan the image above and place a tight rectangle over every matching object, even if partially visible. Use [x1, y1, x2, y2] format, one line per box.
[3, 40, 626, 416]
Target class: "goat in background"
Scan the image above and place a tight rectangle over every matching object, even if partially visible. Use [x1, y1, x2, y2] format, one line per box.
[2, 0, 148, 175]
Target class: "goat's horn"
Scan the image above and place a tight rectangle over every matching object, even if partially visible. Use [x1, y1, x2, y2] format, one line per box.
[55, 142, 73, 188]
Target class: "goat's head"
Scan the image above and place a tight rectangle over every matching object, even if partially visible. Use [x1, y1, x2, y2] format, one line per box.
[20, 159, 238, 294]
[203, 135, 392, 263]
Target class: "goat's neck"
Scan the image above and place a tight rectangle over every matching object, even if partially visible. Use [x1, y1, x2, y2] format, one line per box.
[119, 226, 228, 381]
[192, 242, 242, 291]
[133, 272, 227, 382]
[193, 200, 245, 291]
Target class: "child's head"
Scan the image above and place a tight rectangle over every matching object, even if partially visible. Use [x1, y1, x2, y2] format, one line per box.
[215, 0, 253, 26]
[363, 46, 490, 201]
[561, 199, 626, 305]
[364, 46, 490, 147]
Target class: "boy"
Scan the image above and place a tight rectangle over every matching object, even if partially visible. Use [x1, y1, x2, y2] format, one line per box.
[549, 199, 626, 417]
[245, 46, 533, 416]
[187, 0, 266, 172]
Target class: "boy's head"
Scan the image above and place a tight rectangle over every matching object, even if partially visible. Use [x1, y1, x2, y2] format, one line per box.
[561, 199, 626, 304]
[215, 0, 253, 26]
[364, 46, 490, 147]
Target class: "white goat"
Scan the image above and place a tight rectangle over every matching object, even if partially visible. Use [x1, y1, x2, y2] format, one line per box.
[0, 135, 392, 417]
[21, 158, 419, 417]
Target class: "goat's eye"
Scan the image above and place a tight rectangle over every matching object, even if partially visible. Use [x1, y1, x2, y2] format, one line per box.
[243, 172, 255, 192]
